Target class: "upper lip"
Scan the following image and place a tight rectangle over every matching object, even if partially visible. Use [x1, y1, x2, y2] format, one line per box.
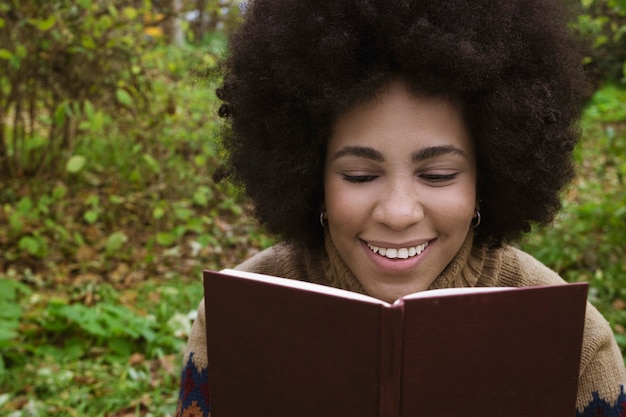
[361, 238, 432, 249]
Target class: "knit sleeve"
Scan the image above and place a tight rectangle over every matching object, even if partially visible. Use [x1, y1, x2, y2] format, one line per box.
[575, 303, 626, 416]
[174, 299, 211, 417]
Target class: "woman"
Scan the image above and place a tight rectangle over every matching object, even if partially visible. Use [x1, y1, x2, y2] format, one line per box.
[175, 0, 626, 416]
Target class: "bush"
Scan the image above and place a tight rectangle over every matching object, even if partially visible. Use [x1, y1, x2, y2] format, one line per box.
[574, 0, 626, 84]
[0, 0, 160, 179]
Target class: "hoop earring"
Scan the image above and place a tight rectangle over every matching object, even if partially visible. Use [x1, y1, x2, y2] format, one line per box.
[320, 211, 327, 229]
[472, 210, 481, 229]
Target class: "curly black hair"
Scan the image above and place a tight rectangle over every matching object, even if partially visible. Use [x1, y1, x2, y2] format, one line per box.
[215, 0, 589, 249]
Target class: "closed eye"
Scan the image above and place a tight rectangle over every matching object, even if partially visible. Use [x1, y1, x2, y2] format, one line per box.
[342, 174, 378, 183]
[420, 173, 459, 183]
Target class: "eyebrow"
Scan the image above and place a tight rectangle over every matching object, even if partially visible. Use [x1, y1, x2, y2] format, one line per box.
[332, 146, 384, 162]
[332, 145, 466, 162]
[411, 145, 466, 162]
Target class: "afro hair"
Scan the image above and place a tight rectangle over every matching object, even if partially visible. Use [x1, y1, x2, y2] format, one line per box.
[216, 0, 590, 249]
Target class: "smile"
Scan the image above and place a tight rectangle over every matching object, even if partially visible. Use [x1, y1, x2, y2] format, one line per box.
[367, 242, 429, 259]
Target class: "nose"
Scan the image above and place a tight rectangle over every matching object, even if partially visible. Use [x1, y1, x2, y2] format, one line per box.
[372, 178, 424, 231]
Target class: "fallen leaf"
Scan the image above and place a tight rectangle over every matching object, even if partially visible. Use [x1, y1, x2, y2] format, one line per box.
[109, 263, 130, 283]
[76, 245, 97, 262]
[128, 352, 145, 366]
[612, 298, 626, 311]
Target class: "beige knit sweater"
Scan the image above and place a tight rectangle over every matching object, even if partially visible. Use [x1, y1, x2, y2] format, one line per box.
[175, 231, 626, 416]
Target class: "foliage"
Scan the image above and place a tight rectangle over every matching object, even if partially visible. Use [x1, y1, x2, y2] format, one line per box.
[139, 0, 243, 45]
[0, 0, 164, 179]
[574, 0, 626, 83]
[184, 0, 243, 43]
[520, 84, 626, 353]
[0, 274, 201, 416]
[0, 36, 274, 416]
[0, 279, 30, 375]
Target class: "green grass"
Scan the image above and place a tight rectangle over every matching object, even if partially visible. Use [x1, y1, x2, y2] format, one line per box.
[0, 275, 204, 416]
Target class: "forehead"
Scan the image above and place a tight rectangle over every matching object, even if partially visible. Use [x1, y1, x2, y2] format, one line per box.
[327, 81, 473, 157]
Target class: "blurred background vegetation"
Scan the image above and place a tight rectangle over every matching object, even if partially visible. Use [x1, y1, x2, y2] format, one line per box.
[0, 0, 624, 415]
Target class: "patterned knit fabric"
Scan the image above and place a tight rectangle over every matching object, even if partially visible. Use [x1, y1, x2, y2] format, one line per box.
[175, 230, 626, 416]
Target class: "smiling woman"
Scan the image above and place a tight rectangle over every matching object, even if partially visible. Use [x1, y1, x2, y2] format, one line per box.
[323, 82, 476, 302]
[175, 0, 626, 416]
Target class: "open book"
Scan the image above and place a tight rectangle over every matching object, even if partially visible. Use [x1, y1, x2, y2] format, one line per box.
[203, 269, 588, 417]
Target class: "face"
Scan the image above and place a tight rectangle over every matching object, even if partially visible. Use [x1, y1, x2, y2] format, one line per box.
[323, 80, 477, 302]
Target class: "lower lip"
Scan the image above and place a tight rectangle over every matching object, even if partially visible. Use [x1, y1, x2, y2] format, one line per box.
[360, 240, 432, 273]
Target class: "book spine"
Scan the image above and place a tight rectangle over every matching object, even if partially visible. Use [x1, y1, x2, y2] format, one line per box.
[379, 303, 404, 417]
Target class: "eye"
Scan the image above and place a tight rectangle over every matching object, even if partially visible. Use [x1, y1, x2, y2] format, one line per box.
[342, 174, 379, 183]
[419, 173, 459, 183]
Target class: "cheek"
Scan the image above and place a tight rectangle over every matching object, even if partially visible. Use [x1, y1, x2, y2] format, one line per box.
[424, 187, 476, 221]
[324, 181, 372, 228]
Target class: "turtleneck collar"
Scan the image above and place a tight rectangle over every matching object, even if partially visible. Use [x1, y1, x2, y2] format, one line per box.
[318, 228, 483, 298]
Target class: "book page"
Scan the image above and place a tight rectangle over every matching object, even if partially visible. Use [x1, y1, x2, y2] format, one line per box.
[400, 286, 516, 301]
[219, 269, 391, 306]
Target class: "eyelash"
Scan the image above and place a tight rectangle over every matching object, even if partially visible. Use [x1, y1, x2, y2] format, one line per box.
[343, 175, 378, 183]
[343, 173, 459, 184]
[420, 173, 459, 183]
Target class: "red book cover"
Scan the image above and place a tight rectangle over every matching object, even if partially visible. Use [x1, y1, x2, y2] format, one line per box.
[203, 269, 587, 417]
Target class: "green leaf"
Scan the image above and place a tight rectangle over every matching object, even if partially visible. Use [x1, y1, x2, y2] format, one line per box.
[97, 15, 114, 32]
[16, 197, 33, 213]
[0, 327, 18, 342]
[193, 187, 214, 207]
[83, 100, 95, 120]
[36, 16, 57, 31]
[153, 206, 166, 219]
[156, 232, 177, 247]
[66, 155, 87, 174]
[109, 195, 124, 204]
[52, 184, 68, 199]
[107, 4, 119, 19]
[83, 210, 99, 224]
[54, 103, 67, 127]
[105, 232, 128, 254]
[15, 44, 26, 59]
[142, 153, 160, 173]
[108, 337, 133, 357]
[116, 89, 134, 108]
[0, 279, 17, 301]
[81, 35, 97, 50]
[193, 154, 207, 167]
[174, 207, 193, 221]
[18, 235, 46, 257]
[0, 48, 12, 60]
[122, 7, 139, 20]
[0, 303, 20, 321]
[8, 212, 24, 232]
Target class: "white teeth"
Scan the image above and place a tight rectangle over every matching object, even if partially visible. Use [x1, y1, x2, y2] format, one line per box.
[368, 242, 429, 259]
